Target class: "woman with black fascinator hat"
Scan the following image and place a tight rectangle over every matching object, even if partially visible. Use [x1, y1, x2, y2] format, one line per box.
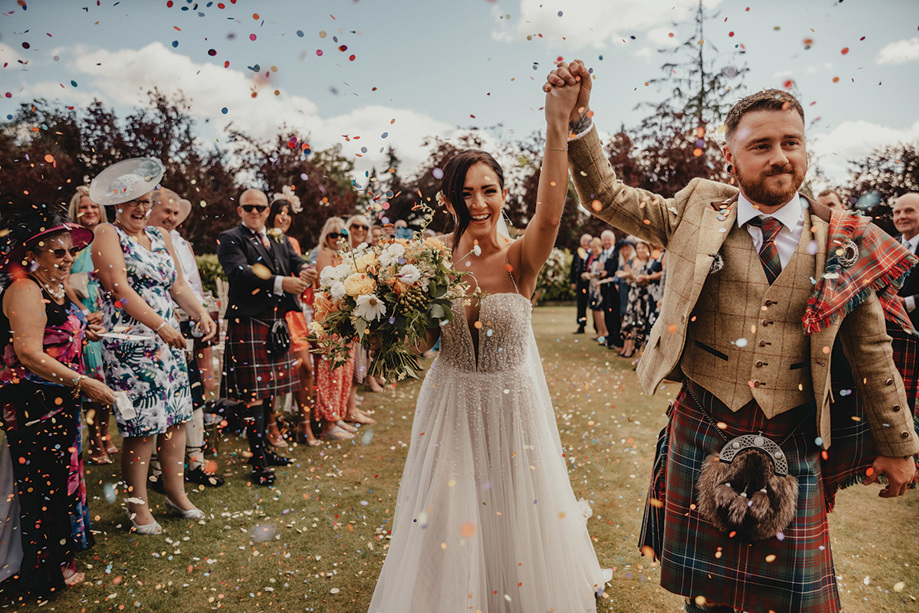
[0, 203, 116, 596]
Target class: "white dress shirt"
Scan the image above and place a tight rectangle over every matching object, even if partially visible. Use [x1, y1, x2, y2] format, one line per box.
[735, 193, 806, 269]
[170, 229, 205, 303]
[242, 222, 286, 295]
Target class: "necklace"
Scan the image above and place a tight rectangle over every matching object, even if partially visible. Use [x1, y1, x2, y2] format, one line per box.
[35, 277, 66, 303]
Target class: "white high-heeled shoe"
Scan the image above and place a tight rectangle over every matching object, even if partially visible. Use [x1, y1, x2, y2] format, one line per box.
[164, 497, 205, 521]
[126, 508, 163, 535]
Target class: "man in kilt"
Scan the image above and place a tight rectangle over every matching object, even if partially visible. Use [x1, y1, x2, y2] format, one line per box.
[545, 62, 919, 613]
[892, 194, 919, 413]
[217, 189, 316, 486]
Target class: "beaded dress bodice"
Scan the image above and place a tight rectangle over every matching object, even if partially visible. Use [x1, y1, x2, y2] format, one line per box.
[438, 293, 532, 373]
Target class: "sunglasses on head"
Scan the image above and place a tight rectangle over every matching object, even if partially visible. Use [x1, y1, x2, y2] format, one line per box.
[46, 247, 81, 259]
[241, 204, 268, 213]
[350, 224, 369, 230]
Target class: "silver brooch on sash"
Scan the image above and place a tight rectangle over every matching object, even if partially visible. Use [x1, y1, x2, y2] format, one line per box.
[834, 238, 858, 268]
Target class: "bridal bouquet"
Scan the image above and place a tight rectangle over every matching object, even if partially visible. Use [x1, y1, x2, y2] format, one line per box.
[309, 235, 468, 381]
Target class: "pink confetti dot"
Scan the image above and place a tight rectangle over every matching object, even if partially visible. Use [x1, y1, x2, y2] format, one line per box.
[249, 33, 257, 41]
[316, 49, 323, 56]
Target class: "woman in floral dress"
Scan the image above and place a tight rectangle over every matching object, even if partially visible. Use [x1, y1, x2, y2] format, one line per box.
[90, 158, 216, 534]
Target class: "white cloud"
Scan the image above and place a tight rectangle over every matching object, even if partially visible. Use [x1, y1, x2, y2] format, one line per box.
[492, 0, 722, 51]
[0, 42, 25, 68]
[876, 37, 919, 65]
[22, 42, 455, 181]
[810, 119, 919, 182]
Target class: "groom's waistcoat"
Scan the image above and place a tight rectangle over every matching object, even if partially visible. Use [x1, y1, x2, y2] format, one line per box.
[682, 214, 815, 418]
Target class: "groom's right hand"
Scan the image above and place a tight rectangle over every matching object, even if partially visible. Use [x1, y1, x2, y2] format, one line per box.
[543, 60, 592, 126]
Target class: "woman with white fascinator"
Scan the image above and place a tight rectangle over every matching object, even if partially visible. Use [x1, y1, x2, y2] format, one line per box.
[89, 158, 217, 535]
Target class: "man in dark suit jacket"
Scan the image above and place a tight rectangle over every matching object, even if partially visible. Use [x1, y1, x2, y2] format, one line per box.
[892, 193, 919, 414]
[569, 233, 593, 333]
[599, 230, 622, 349]
[217, 188, 316, 485]
[893, 193, 919, 328]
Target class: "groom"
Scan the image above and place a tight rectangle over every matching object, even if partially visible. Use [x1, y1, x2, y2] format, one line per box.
[545, 62, 918, 613]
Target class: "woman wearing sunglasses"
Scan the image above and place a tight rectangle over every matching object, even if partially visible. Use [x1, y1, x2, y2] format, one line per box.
[0, 205, 116, 595]
[90, 158, 217, 534]
[65, 186, 118, 465]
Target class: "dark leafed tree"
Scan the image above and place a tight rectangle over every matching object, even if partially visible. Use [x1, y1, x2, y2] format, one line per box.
[628, 0, 746, 196]
[847, 142, 919, 234]
[229, 129, 365, 252]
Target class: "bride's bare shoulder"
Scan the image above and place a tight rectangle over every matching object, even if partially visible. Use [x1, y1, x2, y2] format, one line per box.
[437, 234, 453, 249]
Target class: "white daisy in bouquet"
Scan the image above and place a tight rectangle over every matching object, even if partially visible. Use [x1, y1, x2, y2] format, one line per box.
[309, 231, 469, 380]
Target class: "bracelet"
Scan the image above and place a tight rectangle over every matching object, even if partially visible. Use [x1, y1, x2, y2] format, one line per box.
[154, 321, 167, 333]
[72, 375, 86, 399]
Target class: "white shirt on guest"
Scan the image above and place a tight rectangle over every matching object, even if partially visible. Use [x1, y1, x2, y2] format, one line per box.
[170, 229, 205, 303]
[735, 193, 806, 269]
[904, 233, 919, 312]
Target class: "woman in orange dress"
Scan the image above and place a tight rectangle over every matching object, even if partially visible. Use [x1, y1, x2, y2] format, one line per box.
[266, 196, 321, 447]
[311, 217, 357, 441]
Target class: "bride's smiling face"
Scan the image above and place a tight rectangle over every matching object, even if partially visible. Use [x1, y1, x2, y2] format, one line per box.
[460, 162, 507, 240]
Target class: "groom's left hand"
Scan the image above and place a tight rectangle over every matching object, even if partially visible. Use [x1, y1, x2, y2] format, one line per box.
[865, 455, 916, 497]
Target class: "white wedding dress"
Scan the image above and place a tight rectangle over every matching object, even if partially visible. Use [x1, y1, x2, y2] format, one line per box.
[369, 281, 611, 612]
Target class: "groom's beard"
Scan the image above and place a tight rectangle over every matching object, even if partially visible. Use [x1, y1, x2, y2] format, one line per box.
[735, 162, 805, 209]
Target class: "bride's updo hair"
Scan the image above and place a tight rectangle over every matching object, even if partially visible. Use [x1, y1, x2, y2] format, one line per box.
[440, 150, 505, 247]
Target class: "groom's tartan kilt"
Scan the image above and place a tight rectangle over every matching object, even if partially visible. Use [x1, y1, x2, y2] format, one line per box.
[639, 381, 840, 613]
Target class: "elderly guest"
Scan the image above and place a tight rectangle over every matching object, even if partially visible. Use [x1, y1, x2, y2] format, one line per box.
[65, 187, 117, 465]
[0, 207, 115, 595]
[90, 158, 216, 533]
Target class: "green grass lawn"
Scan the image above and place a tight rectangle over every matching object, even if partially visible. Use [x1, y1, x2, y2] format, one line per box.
[7, 305, 918, 612]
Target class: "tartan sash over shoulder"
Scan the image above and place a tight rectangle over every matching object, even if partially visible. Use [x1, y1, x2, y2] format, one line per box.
[803, 210, 918, 336]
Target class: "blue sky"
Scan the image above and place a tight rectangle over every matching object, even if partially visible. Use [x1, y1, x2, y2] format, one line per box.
[1, 0, 918, 188]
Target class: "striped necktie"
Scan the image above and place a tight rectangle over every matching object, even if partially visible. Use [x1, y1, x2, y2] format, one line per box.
[748, 216, 783, 284]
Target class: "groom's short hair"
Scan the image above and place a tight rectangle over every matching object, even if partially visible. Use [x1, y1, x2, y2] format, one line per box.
[725, 89, 805, 143]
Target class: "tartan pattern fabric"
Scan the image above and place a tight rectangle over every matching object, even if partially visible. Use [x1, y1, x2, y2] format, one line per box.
[221, 315, 298, 401]
[643, 382, 840, 613]
[803, 210, 918, 336]
[747, 216, 783, 284]
[821, 326, 919, 508]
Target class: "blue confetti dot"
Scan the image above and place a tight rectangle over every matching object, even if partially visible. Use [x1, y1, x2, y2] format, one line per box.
[70, 80, 78, 87]
[221, 107, 228, 114]
[381, 132, 388, 138]
[172, 40, 179, 48]
[296, 30, 304, 38]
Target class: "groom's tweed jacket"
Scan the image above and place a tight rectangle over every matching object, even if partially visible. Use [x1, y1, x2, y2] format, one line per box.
[569, 127, 919, 458]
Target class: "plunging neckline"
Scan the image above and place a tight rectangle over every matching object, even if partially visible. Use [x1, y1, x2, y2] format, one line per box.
[459, 292, 531, 371]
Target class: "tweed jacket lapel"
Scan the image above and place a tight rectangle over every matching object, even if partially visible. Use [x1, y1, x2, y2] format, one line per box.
[690, 196, 739, 305]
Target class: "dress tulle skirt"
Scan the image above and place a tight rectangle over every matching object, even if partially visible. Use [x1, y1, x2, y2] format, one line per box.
[369, 359, 610, 612]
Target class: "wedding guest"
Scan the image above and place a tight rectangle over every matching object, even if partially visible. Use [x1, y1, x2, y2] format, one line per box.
[370, 225, 384, 247]
[599, 230, 622, 350]
[91, 158, 216, 532]
[346, 214, 385, 401]
[146, 188, 225, 488]
[266, 193, 320, 447]
[817, 189, 845, 210]
[217, 189, 315, 485]
[0, 206, 115, 595]
[891, 193, 919, 411]
[584, 237, 608, 343]
[312, 217, 355, 441]
[619, 240, 655, 359]
[570, 233, 593, 334]
[65, 187, 116, 464]
[614, 241, 635, 335]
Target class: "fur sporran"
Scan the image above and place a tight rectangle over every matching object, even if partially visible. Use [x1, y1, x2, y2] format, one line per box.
[697, 435, 799, 541]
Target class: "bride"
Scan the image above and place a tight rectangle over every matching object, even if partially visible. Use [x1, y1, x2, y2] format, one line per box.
[369, 83, 609, 612]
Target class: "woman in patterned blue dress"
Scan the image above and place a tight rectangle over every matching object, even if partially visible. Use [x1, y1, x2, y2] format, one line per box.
[90, 159, 217, 534]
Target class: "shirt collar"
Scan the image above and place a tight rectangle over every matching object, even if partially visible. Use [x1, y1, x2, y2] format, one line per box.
[242, 222, 266, 237]
[905, 233, 919, 252]
[736, 192, 804, 230]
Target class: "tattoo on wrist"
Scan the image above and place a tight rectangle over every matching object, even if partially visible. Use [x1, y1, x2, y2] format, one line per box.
[569, 111, 592, 134]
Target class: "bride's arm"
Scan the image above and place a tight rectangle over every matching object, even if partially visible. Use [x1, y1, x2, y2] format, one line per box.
[516, 82, 580, 284]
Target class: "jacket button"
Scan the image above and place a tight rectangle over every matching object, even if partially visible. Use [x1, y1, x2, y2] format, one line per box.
[761, 319, 773, 326]
[752, 380, 762, 388]
[764, 300, 774, 307]
[893, 405, 901, 412]
[755, 360, 764, 368]
[901, 431, 911, 439]
[885, 378, 894, 385]
[759, 340, 768, 347]
[681, 314, 686, 323]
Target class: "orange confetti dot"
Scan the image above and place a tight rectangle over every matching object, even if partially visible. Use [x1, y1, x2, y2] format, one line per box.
[460, 522, 476, 538]
[591, 199, 602, 212]
[505, 263, 513, 272]
[865, 467, 875, 477]
[252, 13, 259, 19]
[667, 324, 678, 333]
[43, 154, 55, 163]
[765, 554, 777, 563]
[841, 47, 849, 55]
[693, 148, 703, 157]
[473, 321, 483, 329]
[832, 76, 840, 83]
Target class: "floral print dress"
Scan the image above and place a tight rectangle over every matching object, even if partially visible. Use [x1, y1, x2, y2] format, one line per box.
[100, 225, 192, 437]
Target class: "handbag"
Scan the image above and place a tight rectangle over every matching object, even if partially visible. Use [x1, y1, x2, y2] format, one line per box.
[686, 383, 801, 541]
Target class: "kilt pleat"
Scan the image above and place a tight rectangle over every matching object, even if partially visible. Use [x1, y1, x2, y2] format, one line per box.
[642, 381, 840, 613]
[221, 316, 298, 401]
